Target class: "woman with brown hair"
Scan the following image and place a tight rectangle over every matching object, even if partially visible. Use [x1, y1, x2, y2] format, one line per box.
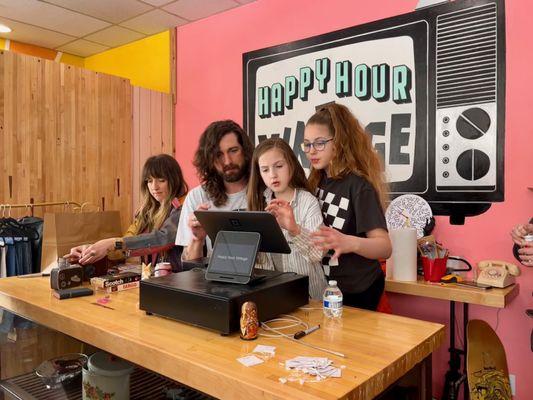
[304, 103, 392, 310]
[65, 154, 188, 271]
[247, 138, 326, 299]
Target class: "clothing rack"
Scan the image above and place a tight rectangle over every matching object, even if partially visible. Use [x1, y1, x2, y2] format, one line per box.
[0, 201, 84, 217]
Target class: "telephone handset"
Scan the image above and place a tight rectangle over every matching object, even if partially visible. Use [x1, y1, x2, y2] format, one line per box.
[476, 260, 520, 288]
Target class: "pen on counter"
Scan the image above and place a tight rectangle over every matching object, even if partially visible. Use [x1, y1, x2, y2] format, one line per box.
[293, 324, 320, 340]
[17, 272, 50, 278]
[91, 302, 115, 310]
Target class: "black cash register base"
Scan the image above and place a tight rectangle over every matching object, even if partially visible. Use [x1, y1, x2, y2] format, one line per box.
[140, 211, 308, 334]
[139, 269, 308, 335]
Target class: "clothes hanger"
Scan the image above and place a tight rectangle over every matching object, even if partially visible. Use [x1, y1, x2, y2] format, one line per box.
[0, 206, 39, 240]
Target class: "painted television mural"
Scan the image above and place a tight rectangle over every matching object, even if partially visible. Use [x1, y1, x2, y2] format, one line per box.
[243, 0, 505, 222]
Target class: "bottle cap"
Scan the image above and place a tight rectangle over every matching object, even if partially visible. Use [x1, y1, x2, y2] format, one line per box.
[328, 280, 337, 286]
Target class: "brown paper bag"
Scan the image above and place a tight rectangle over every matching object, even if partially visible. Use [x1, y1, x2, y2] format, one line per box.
[40, 211, 123, 271]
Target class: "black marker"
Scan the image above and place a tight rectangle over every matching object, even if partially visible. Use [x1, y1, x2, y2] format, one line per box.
[293, 324, 320, 340]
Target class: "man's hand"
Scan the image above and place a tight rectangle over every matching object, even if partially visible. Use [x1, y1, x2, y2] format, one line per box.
[188, 203, 209, 241]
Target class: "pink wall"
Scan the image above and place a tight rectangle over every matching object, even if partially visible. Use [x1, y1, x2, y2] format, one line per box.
[175, 0, 533, 398]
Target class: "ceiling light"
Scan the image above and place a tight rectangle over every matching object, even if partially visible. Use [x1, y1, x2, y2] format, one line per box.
[0, 24, 12, 33]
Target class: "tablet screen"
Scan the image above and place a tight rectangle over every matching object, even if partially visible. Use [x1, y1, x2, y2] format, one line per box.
[208, 231, 260, 276]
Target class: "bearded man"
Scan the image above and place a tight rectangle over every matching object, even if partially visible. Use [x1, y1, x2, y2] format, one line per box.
[175, 120, 253, 260]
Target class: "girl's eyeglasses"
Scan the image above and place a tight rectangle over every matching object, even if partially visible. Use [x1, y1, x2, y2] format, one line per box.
[300, 138, 333, 153]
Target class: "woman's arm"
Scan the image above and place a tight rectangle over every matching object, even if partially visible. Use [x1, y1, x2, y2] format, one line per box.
[289, 196, 325, 263]
[77, 210, 180, 264]
[123, 207, 181, 256]
[311, 227, 391, 261]
[349, 228, 392, 259]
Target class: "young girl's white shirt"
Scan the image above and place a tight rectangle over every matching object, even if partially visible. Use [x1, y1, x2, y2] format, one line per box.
[259, 188, 327, 300]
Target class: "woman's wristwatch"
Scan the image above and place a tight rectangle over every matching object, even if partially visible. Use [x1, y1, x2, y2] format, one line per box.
[112, 238, 130, 258]
[114, 238, 125, 251]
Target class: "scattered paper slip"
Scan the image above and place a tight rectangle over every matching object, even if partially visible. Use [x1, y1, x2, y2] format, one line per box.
[284, 356, 342, 379]
[253, 345, 276, 354]
[237, 355, 264, 367]
[285, 356, 329, 368]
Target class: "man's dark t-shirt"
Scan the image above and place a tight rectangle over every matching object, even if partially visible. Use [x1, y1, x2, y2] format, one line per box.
[317, 173, 387, 293]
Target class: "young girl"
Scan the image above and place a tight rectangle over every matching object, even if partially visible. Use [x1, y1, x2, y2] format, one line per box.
[65, 154, 189, 272]
[304, 104, 392, 310]
[247, 138, 327, 299]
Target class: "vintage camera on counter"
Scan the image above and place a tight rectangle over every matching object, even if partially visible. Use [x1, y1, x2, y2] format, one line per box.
[50, 258, 83, 290]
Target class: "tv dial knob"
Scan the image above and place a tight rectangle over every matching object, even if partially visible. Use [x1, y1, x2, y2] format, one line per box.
[456, 149, 491, 180]
[456, 107, 490, 140]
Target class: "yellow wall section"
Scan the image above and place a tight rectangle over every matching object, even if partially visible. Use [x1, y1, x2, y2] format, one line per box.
[60, 53, 84, 68]
[1, 31, 169, 92]
[84, 31, 170, 93]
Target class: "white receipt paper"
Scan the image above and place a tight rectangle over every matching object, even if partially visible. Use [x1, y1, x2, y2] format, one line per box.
[285, 356, 341, 378]
[253, 345, 276, 354]
[237, 355, 264, 367]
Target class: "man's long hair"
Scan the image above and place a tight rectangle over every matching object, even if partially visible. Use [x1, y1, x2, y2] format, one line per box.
[193, 120, 253, 207]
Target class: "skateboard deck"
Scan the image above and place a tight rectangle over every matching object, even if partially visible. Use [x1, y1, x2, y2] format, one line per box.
[467, 319, 512, 400]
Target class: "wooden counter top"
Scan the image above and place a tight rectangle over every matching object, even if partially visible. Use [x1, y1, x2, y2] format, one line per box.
[385, 278, 519, 308]
[0, 277, 444, 400]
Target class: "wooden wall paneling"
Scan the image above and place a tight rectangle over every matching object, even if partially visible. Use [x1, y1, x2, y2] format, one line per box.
[136, 87, 151, 215]
[29, 58, 41, 206]
[66, 65, 79, 209]
[131, 86, 174, 215]
[88, 69, 100, 213]
[0, 51, 132, 230]
[15, 55, 26, 205]
[99, 73, 112, 212]
[0, 52, 8, 204]
[108, 75, 132, 224]
[7, 52, 15, 205]
[132, 87, 141, 212]
[120, 78, 132, 221]
[138, 87, 151, 175]
[58, 63, 71, 209]
[150, 90, 161, 156]
[161, 92, 174, 155]
[0, 53, 4, 205]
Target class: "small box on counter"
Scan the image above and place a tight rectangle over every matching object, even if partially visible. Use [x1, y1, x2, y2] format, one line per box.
[90, 271, 141, 289]
[106, 280, 140, 293]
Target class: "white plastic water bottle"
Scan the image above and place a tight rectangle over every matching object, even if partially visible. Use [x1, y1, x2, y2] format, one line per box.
[323, 280, 343, 318]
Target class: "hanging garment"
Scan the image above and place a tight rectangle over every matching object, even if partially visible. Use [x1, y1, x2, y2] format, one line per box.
[0, 240, 6, 278]
[0, 217, 39, 276]
[3, 237, 16, 277]
[14, 237, 33, 276]
[18, 217, 43, 273]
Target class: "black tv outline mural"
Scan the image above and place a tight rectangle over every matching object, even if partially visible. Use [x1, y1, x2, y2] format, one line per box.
[242, 0, 505, 223]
